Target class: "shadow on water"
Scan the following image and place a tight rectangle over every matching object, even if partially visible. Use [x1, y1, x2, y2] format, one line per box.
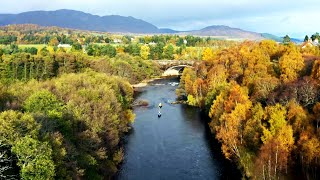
[180, 105, 241, 180]
[115, 78, 241, 180]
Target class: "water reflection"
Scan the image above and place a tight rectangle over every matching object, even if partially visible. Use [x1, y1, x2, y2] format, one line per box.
[115, 78, 240, 180]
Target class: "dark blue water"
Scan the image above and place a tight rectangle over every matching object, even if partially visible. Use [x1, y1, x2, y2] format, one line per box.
[116, 78, 240, 180]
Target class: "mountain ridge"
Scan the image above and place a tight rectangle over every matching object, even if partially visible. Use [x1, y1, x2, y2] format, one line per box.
[0, 9, 159, 33]
[0, 9, 280, 40]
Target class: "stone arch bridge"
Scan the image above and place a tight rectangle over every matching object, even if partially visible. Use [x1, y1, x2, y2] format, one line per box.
[152, 60, 197, 76]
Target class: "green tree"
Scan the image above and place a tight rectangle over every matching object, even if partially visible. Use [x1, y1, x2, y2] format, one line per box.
[12, 136, 55, 180]
[283, 35, 291, 44]
[311, 32, 320, 41]
[101, 45, 116, 57]
[24, 47, 38, 55]
[104, 37, 111, 43]
[0, 110, 40, 144]
[72, 42, 82, 51]
[24, 90, 63, 116]
[163, 44, 174, 59]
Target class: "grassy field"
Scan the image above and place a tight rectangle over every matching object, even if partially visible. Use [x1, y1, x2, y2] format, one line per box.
[18, 44, 47, 49]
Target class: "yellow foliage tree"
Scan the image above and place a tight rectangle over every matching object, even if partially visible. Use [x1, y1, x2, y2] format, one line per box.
[261, 104, 287, 143]
[202, 47, 215, 62]
[179, 67, 196, 95]
[259, 40, 278, 58]
[311, 60, 320, 80]
[140, 45, 150, 60]
[116, 46, 125, 54]
[47, 46, 56, 54]
[279, 45, 304, 82]
[211, 83, 252, 159]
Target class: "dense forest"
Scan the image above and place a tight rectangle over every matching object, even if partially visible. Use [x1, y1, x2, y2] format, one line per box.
[177, 40, 320, 179]
[0, 25, 163, 179]
[0, 57, 160, 179]
[1, 24, 320, 179]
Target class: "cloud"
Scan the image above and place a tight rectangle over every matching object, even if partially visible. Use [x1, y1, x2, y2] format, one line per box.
[0, 0, 319, 37]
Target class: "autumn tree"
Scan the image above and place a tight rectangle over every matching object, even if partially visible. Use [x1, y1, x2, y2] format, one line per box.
[313, 102, 320, 130]
[188, 78, 207, 107]
[140, 45, 150, 60]
[311, 59, 320, 80]
[178, 67, 197, 97]
[211, 83, 252, 160]
[259, 40, 279, 60]
[297, 132, 320, 179]
[287, 100, 310, 135]
[279, 44, 304, 82]
[49, 37, 59, 46]
[202, 47, 215, 62]
[243, 103, 264, 152]
[256, 104, 294, 179]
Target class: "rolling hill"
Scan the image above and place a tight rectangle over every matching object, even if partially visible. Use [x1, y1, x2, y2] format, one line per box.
[0, 9, 281, 40]
[0, 9, 160, 33]
[186, 25, 265, 40]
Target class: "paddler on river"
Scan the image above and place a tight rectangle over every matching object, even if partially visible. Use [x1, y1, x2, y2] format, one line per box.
[158, 103, 162, 117]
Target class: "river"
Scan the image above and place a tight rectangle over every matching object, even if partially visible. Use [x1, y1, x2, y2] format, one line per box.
[115, 78, 241, 180]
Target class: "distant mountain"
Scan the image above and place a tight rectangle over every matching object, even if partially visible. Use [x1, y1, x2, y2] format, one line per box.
[290, 38, 303, 44]
[185, 25, 265, 40]
[261, 33, 283, 42]
[0, 9, 281, 40]
[159, 28, 178, 33]
[0, 9, 161, 33]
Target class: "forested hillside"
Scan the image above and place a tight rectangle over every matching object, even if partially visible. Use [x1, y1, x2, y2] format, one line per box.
[0, 25, 162, 179]
[177, 40, 320, 179]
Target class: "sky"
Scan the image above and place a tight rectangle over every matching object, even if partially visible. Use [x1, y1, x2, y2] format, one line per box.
[1, 0, 319, 37]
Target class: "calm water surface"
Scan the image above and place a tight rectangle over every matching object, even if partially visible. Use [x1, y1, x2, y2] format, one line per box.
[116, 78, 240, 180]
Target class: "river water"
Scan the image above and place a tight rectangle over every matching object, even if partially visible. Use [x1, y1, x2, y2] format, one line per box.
[115, 78, 240, 180]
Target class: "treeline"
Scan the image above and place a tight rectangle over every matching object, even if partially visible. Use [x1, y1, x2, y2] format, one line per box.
[0, 51, 160, 84]
[0, 24, 237, 47]
[0, 24, 238, 60]
[177, 40, 320, 179]
[0, 35, 17, 45]
[0, 71, 135, 179]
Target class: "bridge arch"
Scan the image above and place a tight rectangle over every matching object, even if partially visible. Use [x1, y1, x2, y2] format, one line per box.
[162, 65, 193, 76]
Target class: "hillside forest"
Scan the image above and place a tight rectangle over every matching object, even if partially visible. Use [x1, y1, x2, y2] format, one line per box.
[177, 39, 320, 179]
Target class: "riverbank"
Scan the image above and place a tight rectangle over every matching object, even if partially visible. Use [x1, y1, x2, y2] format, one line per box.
[132, 77, 162, 88]
[132, 76, 181, 88]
